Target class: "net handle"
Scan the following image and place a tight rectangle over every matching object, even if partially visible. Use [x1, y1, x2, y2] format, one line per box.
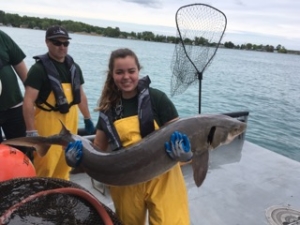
[174, 3, 227, 113]
[0, 187, 114, 225]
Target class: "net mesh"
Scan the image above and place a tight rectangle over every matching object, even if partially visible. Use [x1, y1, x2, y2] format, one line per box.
[0, 177, 123, 225]
[170, 3, 227, 96]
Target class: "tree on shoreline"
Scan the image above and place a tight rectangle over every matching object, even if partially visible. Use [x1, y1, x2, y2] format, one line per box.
[0, 10, 295, 54]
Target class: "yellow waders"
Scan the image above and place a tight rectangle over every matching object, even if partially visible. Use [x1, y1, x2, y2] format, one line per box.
[110, 116, 190, 225]
[33, 83, 78, 180]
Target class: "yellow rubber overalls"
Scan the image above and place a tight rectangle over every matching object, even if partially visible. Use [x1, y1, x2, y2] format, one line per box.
[33, 83, 78, 180]
[109, 115, 190, 225]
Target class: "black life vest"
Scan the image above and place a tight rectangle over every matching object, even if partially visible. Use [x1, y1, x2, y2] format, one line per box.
[33, 54, 81, 114]
[99, 76, 155, 151]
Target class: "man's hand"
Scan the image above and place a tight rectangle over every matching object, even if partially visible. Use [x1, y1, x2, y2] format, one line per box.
[84, 118, 95, 135]
[165, 131, 193, 162]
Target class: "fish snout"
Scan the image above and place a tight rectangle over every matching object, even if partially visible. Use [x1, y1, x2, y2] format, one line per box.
[233, 122, 247, 136]
[206, 120, 247, 149]
[225, 121, 247, 143]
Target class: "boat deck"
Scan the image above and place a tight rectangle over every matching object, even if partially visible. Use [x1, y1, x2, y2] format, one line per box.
[70, 140, 300, 225]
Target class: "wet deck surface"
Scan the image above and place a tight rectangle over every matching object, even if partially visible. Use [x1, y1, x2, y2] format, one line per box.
[70, 140, 300, 225]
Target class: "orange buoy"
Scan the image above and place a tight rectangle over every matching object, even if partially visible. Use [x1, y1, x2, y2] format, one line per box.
[0, 144, 36, 182]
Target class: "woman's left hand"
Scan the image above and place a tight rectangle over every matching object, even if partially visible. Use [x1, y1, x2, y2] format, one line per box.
[165, 131, 193, 162]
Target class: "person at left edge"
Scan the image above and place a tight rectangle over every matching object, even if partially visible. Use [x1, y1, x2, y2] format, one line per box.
[22, 25, 95, 180]
[0, 30, 27, 153]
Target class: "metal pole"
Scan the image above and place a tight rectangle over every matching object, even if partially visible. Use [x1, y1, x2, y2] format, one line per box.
[198, 72, 203, 114]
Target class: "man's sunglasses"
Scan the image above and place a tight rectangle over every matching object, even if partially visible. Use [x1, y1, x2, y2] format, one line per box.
[50, 40, 70, 47]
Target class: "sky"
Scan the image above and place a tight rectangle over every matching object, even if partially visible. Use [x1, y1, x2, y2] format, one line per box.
[1, 0, 300, 50]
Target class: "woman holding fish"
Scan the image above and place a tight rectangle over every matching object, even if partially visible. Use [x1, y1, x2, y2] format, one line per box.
[67, 48, 192, 225]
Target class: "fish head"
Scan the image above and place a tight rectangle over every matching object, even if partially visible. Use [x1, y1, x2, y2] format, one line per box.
[207, 115, 247, 150]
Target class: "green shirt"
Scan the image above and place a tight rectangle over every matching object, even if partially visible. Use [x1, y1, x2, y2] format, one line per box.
[25, 56, 84, 103]
[0, 30, 26, 110]
[96, 87, 178, 130]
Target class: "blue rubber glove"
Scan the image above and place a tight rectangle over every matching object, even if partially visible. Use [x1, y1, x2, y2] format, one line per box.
[165, 131, 193, 162]
[65, 140, 83, 167]
[84, 118, 95, 135]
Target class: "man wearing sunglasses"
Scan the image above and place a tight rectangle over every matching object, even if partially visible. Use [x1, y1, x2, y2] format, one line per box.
[23, 25, 95, 180]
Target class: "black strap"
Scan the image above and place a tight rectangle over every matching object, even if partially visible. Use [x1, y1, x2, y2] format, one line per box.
[99, 110, 123, 151]
[137, 76, 155, 137]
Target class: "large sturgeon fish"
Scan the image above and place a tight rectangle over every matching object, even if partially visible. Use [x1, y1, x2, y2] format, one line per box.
[3, 114, 246, 187]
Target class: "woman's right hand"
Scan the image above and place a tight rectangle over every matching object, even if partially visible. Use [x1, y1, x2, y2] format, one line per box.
[65, 140, 83, 167]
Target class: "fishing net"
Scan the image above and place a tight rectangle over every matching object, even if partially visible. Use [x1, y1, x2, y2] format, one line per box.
[0, 177, 123, 225]
[170, 3, 227, 96]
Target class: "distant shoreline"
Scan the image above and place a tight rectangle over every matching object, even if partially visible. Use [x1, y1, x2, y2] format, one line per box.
[1, 25, 300, 54]
[73, 31, 102, 37]
[71, 30, 300, 55]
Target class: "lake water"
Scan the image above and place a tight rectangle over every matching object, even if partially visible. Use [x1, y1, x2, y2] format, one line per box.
[1, 27, 299, 162]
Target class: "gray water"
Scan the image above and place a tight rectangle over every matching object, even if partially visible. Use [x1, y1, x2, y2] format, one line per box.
[1, 27, 299, 162]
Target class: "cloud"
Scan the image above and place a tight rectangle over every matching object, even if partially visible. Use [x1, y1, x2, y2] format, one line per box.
[123, 0, 162, 8]
[234, 0, 245, 6]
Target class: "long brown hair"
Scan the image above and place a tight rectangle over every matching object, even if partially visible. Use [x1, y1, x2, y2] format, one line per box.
[96, 48, 141, 112]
